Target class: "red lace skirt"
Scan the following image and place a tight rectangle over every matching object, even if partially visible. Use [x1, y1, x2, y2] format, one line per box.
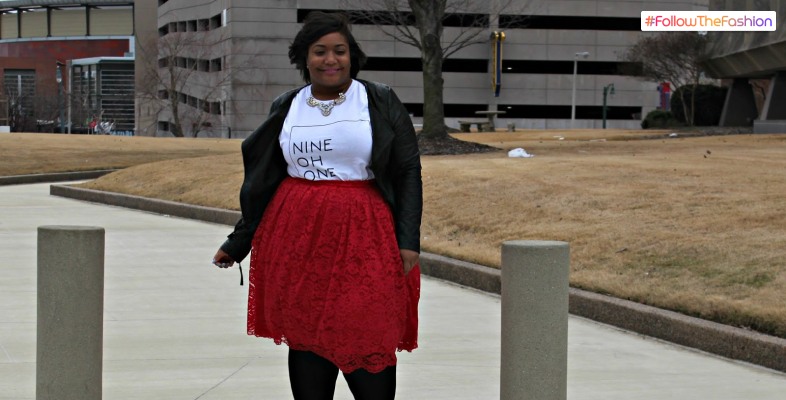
[248, 177, 420, 373]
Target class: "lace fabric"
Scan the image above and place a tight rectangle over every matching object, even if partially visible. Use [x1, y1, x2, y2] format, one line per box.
[248, 177, 420, 373]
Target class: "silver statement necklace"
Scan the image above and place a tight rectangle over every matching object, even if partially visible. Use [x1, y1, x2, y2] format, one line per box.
[306, 92, 346, 117]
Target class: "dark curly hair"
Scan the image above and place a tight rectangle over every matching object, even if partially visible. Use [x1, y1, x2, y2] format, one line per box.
[288, 11, 367, 83]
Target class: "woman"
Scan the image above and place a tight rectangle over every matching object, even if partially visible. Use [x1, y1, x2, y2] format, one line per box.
[212, 11, 422, 400]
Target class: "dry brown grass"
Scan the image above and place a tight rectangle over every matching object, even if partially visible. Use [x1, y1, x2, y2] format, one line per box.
[0, 133, 239, 175]
[3, 130, 786, 337]
[427, 132, 786, 337]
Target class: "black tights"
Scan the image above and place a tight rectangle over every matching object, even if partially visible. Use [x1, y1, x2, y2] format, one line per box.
[288, 349, 396, 400]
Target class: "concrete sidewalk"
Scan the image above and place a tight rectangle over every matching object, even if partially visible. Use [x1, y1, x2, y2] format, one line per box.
[1, 182, 785, 399]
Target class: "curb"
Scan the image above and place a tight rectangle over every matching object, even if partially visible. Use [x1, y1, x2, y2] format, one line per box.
[49, 182, 786, 374]
[50, 184, 239, 226]
[0, 170, 117, 186]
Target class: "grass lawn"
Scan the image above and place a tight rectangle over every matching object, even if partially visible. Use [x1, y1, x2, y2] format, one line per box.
[2, 130, 786, 338]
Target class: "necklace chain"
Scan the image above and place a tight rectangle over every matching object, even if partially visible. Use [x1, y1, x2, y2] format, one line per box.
[306, 92, 346, 116]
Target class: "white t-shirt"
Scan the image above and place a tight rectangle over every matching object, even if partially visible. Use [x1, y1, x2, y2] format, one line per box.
[280, 80, 374, 181]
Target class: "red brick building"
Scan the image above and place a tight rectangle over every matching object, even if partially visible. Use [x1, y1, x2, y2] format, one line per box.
[0, 1, 133, 132]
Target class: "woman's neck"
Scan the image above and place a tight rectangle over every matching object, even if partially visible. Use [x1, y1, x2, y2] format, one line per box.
[310, 81, 352, 100]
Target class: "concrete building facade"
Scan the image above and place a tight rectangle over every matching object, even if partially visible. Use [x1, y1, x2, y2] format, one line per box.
[704, 0, 786, 133]
[140, 0, 711, 138]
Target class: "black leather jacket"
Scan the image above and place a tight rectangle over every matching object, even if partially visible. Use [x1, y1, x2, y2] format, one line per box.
[220, 79, 423, 263]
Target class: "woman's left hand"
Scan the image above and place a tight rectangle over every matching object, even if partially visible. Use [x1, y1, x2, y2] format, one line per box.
[400, 249, 419, 275]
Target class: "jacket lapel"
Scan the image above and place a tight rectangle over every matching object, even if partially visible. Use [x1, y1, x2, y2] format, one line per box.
[362, 80, 394, 169]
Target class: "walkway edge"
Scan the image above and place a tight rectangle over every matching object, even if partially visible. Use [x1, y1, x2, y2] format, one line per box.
[49, 183, 786, 373]
[50, 184, 239, 226]
[0, 170, 117, 186]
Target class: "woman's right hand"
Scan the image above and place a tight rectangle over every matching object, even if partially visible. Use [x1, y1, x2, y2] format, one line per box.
[212, 249, 235, 269]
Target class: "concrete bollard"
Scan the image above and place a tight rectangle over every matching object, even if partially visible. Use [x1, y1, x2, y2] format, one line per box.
[500, 240, 569, 400]
[37, 226, 105, 400]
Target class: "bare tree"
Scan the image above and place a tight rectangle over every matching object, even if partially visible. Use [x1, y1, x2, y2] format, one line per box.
[1, 89, 57, 132]
[138, 32, 214, 137]
[0, 96, 8, 128]
[2, 73, 63, 133]
[3, 88, 26, 132]
[68, 83, 97, 134]
[343, 0, 531, 140]
[34, 95, 61, 132]
[622, 31, 709, 126]
[3, 81, 35, 132]
[137, 28, 248, 138]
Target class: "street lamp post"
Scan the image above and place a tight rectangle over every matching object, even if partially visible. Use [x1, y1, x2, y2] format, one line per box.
[602, 83, 615, 129]
[571, 51, 589, 129]
[55, 64, 64, 134]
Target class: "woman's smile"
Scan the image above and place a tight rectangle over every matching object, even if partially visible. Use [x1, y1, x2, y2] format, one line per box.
[307, 32, 352, 98]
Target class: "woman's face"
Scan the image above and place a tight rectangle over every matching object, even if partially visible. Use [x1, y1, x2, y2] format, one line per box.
[306, 32, 352, 95]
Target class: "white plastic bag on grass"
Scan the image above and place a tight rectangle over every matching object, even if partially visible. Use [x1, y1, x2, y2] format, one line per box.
[508, 148, 534, 158]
